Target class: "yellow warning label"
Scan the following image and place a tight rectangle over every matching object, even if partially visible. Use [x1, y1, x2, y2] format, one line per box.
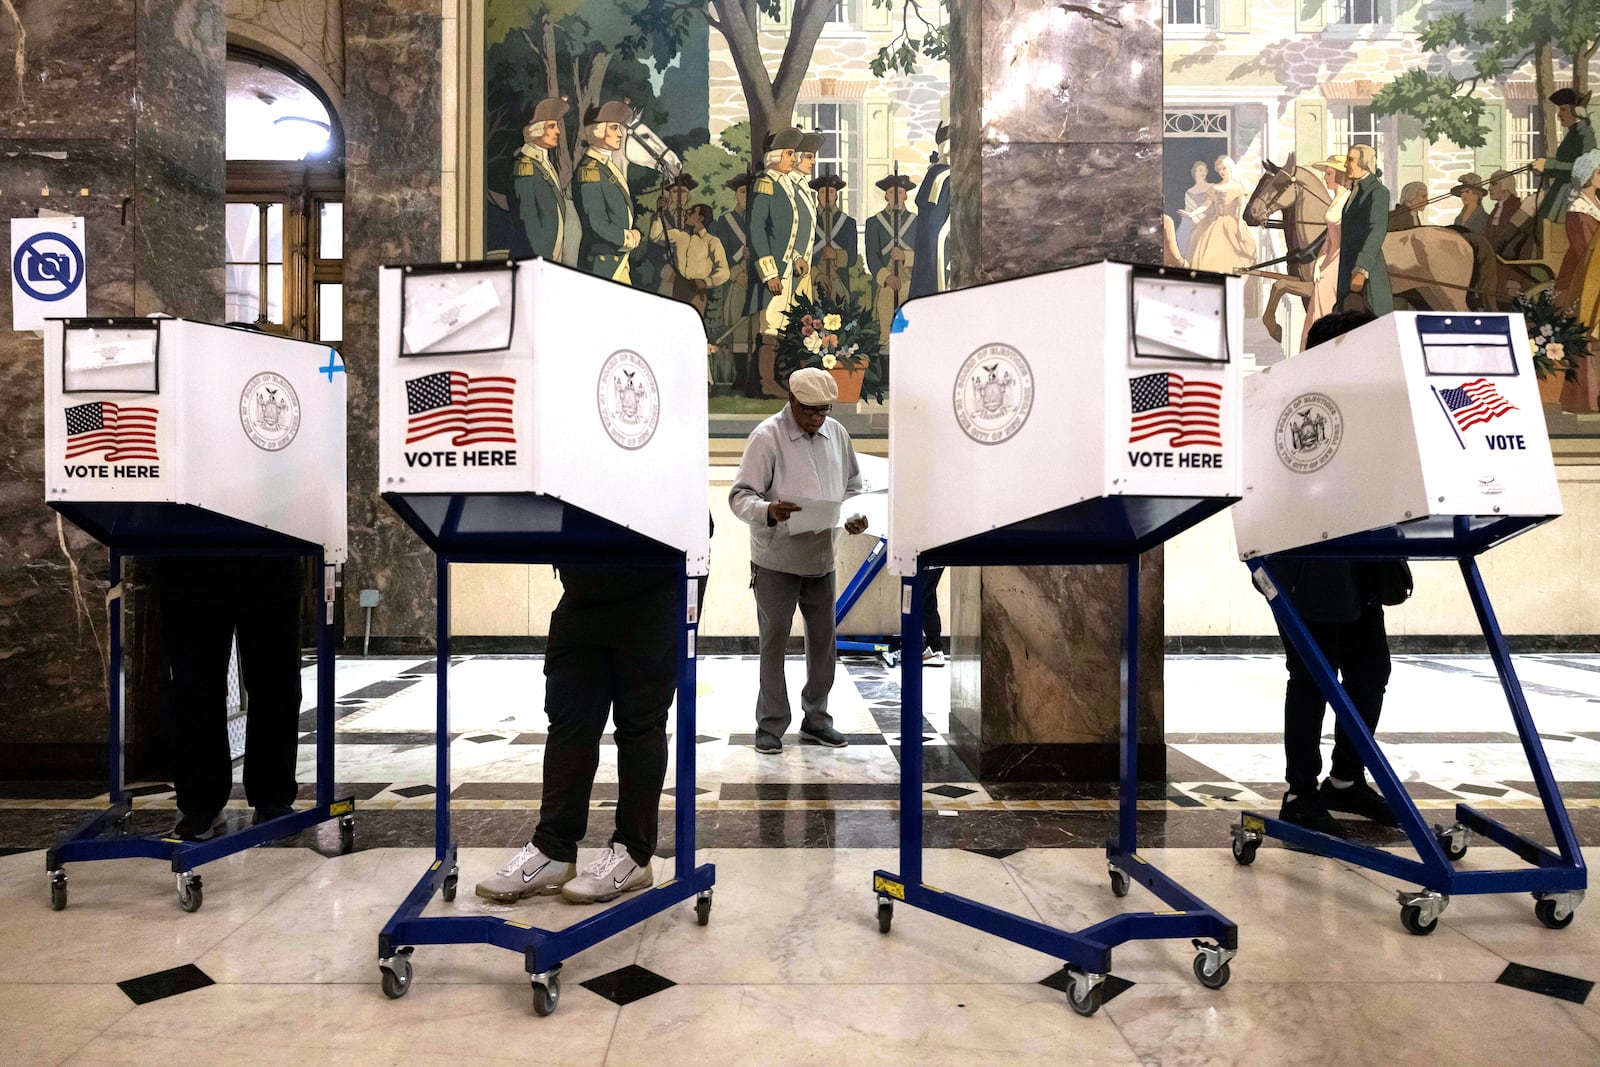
[503, 920, 533, 929]
[873, 875, 905, 900]
[657, 879, 676, 889]
[329, 799, 355, 817]
[430, 860, 442, 871]
[1153, 910, 1188, 915]
[1130, 854, 1148, 865]
[1242, 815, 1265, 834]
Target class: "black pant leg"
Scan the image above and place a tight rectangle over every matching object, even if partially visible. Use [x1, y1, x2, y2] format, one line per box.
[233, 595, 303, 809]
[1329, 604, 1391, 784]
[1280, 619, 1338, 797]
[608, 631, 676, 868]
[532, 642, 614, 863]
[157, 590, 238, 820]
[922, 567, 945, 653]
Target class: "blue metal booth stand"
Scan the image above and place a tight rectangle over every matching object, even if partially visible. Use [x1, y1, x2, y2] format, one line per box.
[373, 257, 714, 1017]
[871, 262, 1246, 1016]
[41, 317, 354, 914]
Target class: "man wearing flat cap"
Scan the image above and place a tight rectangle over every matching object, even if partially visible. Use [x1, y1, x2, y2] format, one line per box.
[911, 121, 952, 298]
[746, 127, 805, 396]
[730, 367, 867, 754]
[1534, 88, 1596, 224]
[809, 173, 858, 301]
[867, 173, 917, 348]
[574, 100, 642, 283]
[512, 97, 571, 263]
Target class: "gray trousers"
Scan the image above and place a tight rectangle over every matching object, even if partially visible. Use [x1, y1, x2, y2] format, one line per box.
[752, 564, 836, 736]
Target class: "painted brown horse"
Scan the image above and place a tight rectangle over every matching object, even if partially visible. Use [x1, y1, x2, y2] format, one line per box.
[1243, 154, 1500, 341]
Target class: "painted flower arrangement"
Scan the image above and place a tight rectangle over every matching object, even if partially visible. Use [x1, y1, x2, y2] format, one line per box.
[775, 291, 879, 382]
[1512, 290, 1584, 382]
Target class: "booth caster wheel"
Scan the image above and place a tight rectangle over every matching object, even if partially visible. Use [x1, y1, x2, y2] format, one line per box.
[531, 967, 562, 1017]
[1063, 969, 1105, 1017]
[1397, 890, 1448, 936]
[1192, 950, 1232, 990]
[1108, 868, 1131, 898]
[1534, 892, 1582, 930]
[48, 870, 67, 911]
[1231, 838, 1258, 866]
[876, 897, 893, 934]
[441, 866, 459, 903]
[1435, 823, 1469, 862]
[379, 948, 414, 999]
[1231, 820, 1262, 866]
[880, 651, 898, 670]
[176, 873, 203, 913]
[1400, 905, 1436, 936]
[338, 814, 355, 856]
[695, 890, 713, 926]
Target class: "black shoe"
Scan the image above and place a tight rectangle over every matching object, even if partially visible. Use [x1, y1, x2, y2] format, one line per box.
[171, 811, 224, 841]
[755, 730, 783, 755]
[252, 804, 295, 826]
[1278, 793, 1348, 839]
[799, 724, 849, 748]
[1320, 778, 1400, 827]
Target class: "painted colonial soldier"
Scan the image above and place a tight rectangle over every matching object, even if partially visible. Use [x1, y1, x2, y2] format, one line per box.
[789, 132, 822, 303]
[1337, 144, 1393, 317]
[746, 127, 805, 397]
[809, 173, 857, 302]
[712, 173, 754, 392]
[910, 122, 951, 298]
[574, 100, 641, 284]
[645, 173, 697, 297]
[512, 97, 571, 263]
[1535, 88, 1597, 225]
[867, 173, 917, 348]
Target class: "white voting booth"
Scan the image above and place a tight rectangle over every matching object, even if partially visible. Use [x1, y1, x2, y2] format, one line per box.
[40, 317, 352, 915]
[373, 258, 716, 1015]
[43, 317, 348, 562]
[377, 259, 708, 572]
[890, 260, 1243, 572]
[1226, 311, 1583, 937]
[1232, 311, 1561, 558]
[874, 262, 1245, 1013]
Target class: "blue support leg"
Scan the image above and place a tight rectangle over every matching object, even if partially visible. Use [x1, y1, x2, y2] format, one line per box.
[899, 571, 924, 888]
[675, 574, 695, 882]
[109, 550, 125, 807]
[316, 552, 336, 810]
[435, 554, 452, 862]
[1118, 554, 1138, 856]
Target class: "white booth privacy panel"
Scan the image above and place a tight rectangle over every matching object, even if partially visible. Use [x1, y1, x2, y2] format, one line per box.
[45, 319, 349, 562]
[380, 259, 711, 569]
[887, 262, 1243, 575]
[1232, 312, 1560, 559]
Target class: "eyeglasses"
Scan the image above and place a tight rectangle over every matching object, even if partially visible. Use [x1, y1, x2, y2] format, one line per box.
[795, 403, 832, 416]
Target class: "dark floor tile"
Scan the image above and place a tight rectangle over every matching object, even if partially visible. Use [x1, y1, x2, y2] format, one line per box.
[465, 734, 503, 744]
[1454, 783, 1509, 797]
[334, 732, 443, 747]
[1496, 962, 1593, 1005]
[580, 964, 677, 1006]
[1505, 780, 1600, 799]
[889, 746, 977, 783]
[1539, 733, 1576, 742]
[1040, 968, 1135, 1004]
[1166, 791, 1206, 809]
[1163, 748, 1233, 784]
[336, 699, 366, 707]
[344, 679, 423, 701]
[662, 787, 712, 797]
[117, 964, 215, 1006]
[390, 785, 437, 799]
[695, 734, 719, 744]
[1190, 785, 1241, 800]
[965, 847, 1022, 859]
[721, 783, 903, 802]
[926, 785, 977, 799]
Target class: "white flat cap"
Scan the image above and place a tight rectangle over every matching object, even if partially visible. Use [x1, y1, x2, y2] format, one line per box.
[788, 367, 838, 405]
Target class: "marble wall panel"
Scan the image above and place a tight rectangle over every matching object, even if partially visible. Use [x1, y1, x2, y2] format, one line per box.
[341, 5, 442, 640]
[0, 1, 138, 139]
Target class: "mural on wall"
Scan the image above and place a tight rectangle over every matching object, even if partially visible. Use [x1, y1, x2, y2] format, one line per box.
[483, 0, 950, 411]
[1162, 0, 1600, 413]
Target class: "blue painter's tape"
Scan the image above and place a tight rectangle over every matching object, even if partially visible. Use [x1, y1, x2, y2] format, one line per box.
[890, 307, 909, 334]
[320, 348, 345, 382]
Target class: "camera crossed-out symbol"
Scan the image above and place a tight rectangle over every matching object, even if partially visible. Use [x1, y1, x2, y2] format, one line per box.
[13, 232, 85, 302]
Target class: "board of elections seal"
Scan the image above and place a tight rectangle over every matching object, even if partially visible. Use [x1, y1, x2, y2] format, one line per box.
[953, 343, 1033, 445]
[239, 372, 301, 452]
[1275, 392, 1343, 474]
[597, 349, 659, 450]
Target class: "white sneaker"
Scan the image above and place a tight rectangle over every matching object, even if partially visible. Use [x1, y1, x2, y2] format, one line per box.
[474, 843, 575, 903]
[922, 647, 946, 667]
[561, 842, 653, 904]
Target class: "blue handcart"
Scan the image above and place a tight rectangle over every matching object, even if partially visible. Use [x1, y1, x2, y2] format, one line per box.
[376, 495, 715, 1016]
[873, 498, 1241, 1017]
[1233, 516, 1586, 934]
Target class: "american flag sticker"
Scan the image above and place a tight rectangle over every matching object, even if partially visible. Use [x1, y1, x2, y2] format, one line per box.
[64, 401, 159, 462]
[1129, 372, 1223, 448]
[1438, 378, 1515, 434]
[405, 370, 517, 446]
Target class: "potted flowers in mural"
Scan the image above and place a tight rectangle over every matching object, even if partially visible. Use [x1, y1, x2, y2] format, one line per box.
[775, 291, 878, 403]
[1512, 290, 1584, 404]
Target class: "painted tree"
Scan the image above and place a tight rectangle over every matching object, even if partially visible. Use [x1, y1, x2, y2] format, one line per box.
[867, 0, 949, 78]
[1371, 0, 1600, 149]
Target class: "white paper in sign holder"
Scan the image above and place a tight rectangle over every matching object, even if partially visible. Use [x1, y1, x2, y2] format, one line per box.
[402, 273, 512, 354]
[1130, 274, 1228, 363]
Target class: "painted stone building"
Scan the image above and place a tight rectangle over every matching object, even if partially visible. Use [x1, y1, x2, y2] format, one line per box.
[705, 0, 949, 225]
[1164, 0, 1550, 257]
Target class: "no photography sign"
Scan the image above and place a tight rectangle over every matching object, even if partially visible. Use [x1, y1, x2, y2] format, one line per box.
[11, 217, 88, 330]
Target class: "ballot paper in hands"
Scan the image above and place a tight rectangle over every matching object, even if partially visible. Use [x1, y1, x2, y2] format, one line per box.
[782, 497, 843, 535]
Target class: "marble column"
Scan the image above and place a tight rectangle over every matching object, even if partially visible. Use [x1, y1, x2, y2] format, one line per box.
[0, 0, 226, 777]
[946, 0, 1166, 781]
[340, 1, 442, 645]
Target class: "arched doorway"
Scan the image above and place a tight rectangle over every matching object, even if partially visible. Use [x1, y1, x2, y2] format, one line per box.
[225, 47, 345, 344]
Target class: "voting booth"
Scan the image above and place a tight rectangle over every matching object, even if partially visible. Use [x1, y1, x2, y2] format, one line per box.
[1229, 311, 1583, 935]
[41, 317, 354, 913]
[374, 259, 714, 1016]
[875, 262, 1244, 1015]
